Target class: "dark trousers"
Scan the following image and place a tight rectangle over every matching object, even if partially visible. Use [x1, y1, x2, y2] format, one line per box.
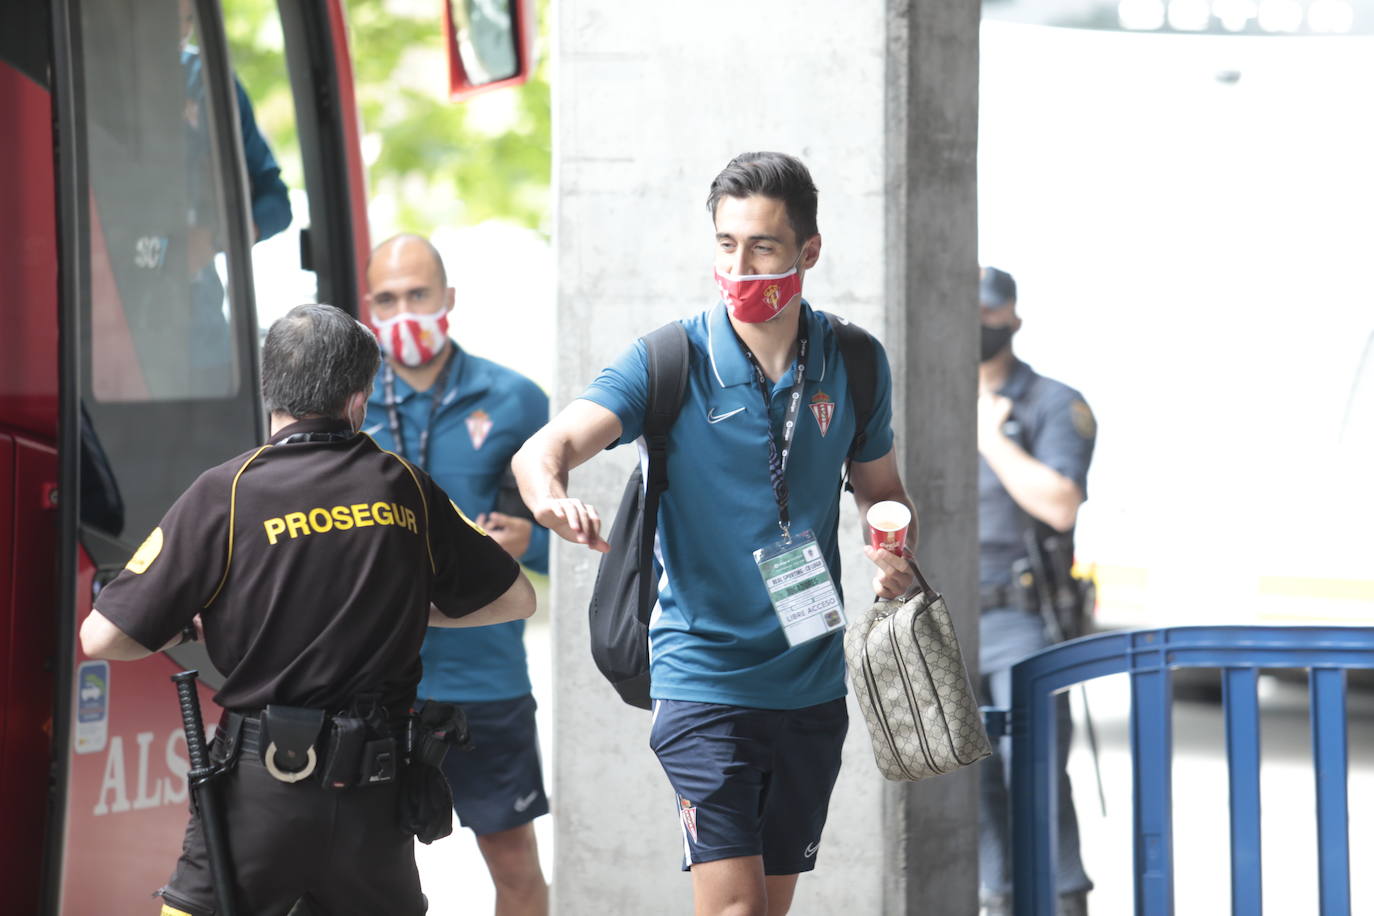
[159, 720, 425, 916]
[978, 606, 1092, 898]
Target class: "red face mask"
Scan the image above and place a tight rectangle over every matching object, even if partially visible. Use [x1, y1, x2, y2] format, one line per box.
[372, 311, 449, 368]
[714, 260, 803, 324]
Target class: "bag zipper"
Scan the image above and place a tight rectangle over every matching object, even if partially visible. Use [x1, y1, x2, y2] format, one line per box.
[860, 641, 919, 781]
[888, 624, 941, 775]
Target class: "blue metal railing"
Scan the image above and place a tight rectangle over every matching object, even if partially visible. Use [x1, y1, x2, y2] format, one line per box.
[985, 626, 1374, 916]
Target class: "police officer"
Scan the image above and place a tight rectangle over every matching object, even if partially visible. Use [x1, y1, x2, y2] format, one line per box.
[364, 234, 552, 916]
[80, 303, 536, 916]
[976, 267, 1095, 916]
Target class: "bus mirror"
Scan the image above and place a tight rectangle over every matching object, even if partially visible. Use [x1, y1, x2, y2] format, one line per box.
[445, 0, 534, 101]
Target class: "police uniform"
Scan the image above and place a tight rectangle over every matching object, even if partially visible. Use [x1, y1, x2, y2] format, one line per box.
[582, 301, 895, 874]
[978, 357, 1096, 902]
[94, 417, 520, 915]
[365, 346, 552, 836]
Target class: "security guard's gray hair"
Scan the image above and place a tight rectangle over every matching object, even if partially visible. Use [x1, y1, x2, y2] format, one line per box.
[262, 303, 380, 419]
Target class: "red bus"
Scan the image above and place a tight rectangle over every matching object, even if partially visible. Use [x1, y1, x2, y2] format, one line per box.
[0, 1, 531, 911]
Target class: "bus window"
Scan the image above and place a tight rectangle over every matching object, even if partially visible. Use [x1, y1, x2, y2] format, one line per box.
[75, 0, 261, 549]
[82, 0, 246, 403]
[222, 6, 316, 331]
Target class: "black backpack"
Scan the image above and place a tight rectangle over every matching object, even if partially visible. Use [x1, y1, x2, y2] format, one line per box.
[587, 313, 879, 709]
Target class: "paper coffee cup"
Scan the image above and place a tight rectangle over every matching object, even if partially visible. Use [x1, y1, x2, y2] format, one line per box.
[867, 500, 911, 555]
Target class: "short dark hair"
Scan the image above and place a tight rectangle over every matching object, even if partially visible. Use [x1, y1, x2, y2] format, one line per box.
[261, 303, 380, 418]
[706, 152, 819, 244]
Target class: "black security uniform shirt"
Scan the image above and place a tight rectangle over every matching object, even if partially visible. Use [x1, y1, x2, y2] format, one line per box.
[979, 358, 1096, 588]
[95, 417, 520, 712]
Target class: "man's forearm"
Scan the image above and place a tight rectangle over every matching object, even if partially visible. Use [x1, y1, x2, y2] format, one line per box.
[429, 572, 536, 628]
[511, 430, 571, 513]
[980, 434, 1083, 532]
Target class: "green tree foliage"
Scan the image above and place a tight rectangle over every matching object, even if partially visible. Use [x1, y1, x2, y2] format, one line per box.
[222, 0, 550, 235]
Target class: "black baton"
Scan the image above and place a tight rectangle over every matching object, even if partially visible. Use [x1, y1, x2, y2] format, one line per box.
[172, 670, 238, 916]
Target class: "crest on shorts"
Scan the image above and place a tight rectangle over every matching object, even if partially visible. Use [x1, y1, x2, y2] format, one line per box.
[466, 409, 493, 451]
[679, 796, 699, 843]
[809, 391, 835, 437]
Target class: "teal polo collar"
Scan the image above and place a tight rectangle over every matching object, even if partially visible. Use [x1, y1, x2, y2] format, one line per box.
[705, 300, 828, 389]
[369, 342, 467, 406]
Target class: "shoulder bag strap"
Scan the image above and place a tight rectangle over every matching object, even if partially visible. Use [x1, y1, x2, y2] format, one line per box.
[637, 322, 690, 624]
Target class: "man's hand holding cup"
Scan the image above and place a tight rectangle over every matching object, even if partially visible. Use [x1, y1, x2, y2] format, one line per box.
[864, 500, 917, 599]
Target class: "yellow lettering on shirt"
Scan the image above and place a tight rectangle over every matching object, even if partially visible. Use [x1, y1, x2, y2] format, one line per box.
[308, 508, 333, 533]
[284, 512, 310, 539]
[263, 518, 287, 546]
[331, 505, 354, 530]
[261, 502, 419, 546]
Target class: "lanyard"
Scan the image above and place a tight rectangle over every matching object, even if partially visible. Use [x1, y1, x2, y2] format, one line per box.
[732, 322, 809, 541]
[381, 349, 455, 472]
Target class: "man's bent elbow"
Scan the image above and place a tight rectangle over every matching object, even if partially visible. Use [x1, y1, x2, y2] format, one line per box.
[509, 572, 537, 621]
[79, 611, 137, 660]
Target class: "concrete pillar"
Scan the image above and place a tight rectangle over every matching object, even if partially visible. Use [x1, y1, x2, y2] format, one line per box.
[551, 2, 979, 912]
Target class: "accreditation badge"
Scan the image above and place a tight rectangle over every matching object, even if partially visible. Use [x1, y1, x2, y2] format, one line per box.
[753, 529, 846, 647]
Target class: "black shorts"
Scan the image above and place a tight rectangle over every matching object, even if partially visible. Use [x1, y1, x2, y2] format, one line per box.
[648, 697, 848, 875]
[441, 694, 549, 836]
[159, 723, 425, 916]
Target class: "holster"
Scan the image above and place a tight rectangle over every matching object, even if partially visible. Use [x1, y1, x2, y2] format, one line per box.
[397, 701, 468, 843]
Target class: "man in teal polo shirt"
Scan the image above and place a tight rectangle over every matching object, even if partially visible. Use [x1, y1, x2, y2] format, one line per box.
[364, 234, 550, 916]
[513, 152, 918, 915]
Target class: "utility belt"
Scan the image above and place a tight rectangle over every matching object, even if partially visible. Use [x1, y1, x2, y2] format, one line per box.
[214, 697, 469, 791]
[980, 554, 1092, 644]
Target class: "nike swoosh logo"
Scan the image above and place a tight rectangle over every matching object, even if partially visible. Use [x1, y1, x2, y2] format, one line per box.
[804, 841, 820, 858]
[707, 407, 746, 424]
[513, 790, 540, 812]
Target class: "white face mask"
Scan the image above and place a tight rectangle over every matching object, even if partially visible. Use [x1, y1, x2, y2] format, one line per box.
[372, 310, 450, 368]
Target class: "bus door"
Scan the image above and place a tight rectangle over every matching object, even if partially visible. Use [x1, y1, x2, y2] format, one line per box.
[43, 0, 369, 911]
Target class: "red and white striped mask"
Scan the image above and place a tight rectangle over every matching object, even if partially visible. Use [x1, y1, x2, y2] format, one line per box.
[372, 311, 450, 368]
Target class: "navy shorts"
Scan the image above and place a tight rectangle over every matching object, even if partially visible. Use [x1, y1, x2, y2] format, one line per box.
[440, 694, 549, 836]
[648, 697, 848, 875]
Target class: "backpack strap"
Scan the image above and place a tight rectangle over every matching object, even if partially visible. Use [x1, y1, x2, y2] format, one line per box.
[637, 322, 691, 624]
[821, 311, 878, 492]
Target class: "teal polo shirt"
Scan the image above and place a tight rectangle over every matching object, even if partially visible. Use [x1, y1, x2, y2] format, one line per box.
[581, 302, 895, 710]
[365, 345, 549, 703]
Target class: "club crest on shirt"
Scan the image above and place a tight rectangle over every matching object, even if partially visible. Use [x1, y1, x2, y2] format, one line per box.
[466, 409, 493, 450]
[679, 796, 698, 842]
[809, 391, 835, 437]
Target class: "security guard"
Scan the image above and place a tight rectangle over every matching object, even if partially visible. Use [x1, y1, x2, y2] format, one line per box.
[80, 303, 536, 916]
[976, 267, 1095, 916]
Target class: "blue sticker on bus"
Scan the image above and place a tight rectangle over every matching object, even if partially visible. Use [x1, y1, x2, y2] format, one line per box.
[77, 661, 108, 724]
